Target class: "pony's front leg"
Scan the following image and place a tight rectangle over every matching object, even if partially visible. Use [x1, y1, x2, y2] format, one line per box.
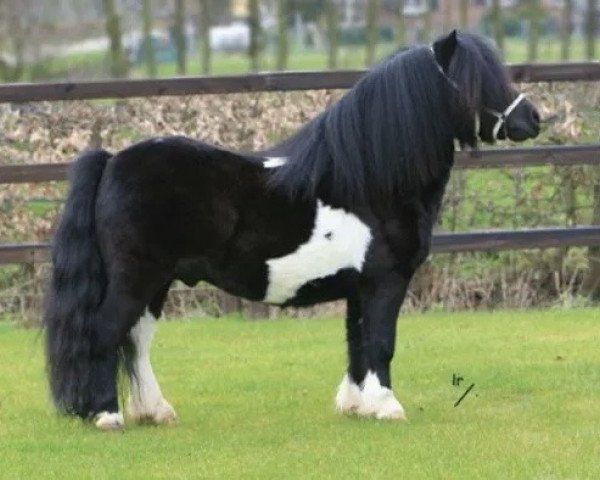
[357, 273, 409, 420]
[336, 294, 365, 414]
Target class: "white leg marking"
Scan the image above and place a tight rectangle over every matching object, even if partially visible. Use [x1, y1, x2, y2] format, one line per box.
[335, 374, 362, 413]
[264, 200, 372, 304]
[263, 156, 288, 168]
[95, 411, 124, 431]
[357, 371, 406, 420]
[127, 309, 176, 425]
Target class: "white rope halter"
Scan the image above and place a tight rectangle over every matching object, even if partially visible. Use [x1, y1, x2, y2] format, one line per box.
[429, 46, 526, 140]
[485, 93, 526, 139]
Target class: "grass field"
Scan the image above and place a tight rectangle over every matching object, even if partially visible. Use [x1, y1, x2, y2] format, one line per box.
[130, 37, 600, 78]
[1, 309, 599, 479]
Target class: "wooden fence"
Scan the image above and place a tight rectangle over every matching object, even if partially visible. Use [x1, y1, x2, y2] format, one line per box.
[1, 62, 600, 266]
[1, 62, 599, 102]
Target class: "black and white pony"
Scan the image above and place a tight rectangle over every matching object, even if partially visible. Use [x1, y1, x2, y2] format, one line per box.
[44, 31, 540, 430]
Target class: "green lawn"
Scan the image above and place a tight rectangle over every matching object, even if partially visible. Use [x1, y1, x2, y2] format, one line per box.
[130, 38, 600, 78]
[1, 309, 599, 479]
[11, 36, 600, 82]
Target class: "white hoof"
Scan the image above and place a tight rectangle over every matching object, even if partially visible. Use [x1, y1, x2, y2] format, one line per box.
[335, 374, 362, 414]
[94, 412, 124, 431]
[357, 371, 407, 421]
[128, 398, 177, 425]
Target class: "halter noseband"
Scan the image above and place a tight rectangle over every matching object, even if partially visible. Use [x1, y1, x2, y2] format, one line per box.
[429, 46, 526, 140]
[484, 93, 526, 139]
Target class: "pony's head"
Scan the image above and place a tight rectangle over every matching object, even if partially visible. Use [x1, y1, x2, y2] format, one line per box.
[432, 30, 540, 146]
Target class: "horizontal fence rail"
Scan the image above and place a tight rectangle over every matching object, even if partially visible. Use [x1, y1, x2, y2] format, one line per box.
[2, 144, 599, 184]
[0, 163, 70, 184]
[0, 62, 599, 103]
[0, 144, 600, 184]
[3, 227, 600, 265]
[1, 63, 599, 271]
[431, 227, 600, 253]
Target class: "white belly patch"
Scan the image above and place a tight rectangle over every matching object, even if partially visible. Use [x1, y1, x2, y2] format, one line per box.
[264, 200, 372, 304]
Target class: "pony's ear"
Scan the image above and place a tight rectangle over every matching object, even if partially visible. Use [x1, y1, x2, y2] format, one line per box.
[433, 30, 458, 73]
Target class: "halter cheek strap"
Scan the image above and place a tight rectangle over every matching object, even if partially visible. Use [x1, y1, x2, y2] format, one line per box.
[429, 46, 526, 141]
[429, 46, 459, 90]
[485, 92, 526, 139]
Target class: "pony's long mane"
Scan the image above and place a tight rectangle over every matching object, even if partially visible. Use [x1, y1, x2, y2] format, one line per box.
[267, 34, 502, 208]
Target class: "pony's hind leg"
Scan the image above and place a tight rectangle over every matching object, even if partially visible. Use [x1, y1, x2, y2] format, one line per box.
[125, 286, 176, 425]
[91, 287, 146, 431]
[90, 349, 123, 431]
[91, 265, 170, 430]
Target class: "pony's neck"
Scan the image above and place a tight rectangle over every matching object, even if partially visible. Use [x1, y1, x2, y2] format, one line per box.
[269, 47, 458, 209]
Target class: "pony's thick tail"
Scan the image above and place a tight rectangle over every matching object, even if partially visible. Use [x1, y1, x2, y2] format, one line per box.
[44, 149, 112, 418]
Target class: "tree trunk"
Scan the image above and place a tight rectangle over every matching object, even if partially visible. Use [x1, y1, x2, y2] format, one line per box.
[560, 0, 573, 61]
[198, 0, 211, 74]
[276, 0, 289, 71]
[174, 0, 187, 75]
[527, 0, 540, 62]
[460, 0, 469, 30]
[141, 0, 156, 77]
[396, 0, 406, 46]
[586, 0, 597, 60]
[491, 0, 504, 54]
[249, 0, 261, 71]
[583, 167, 600, 300]
[441, 0, 453, 33]
[326, 0, 339, 69]
[102, 0, 128, 78]
[7, 27, 25, 81]
[365, 0, 378, 66]
[422, 0, 432, 43]
[0, 0, 29, 82]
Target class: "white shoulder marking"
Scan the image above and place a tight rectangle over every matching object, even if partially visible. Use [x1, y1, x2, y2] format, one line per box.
[264, 200, 372, 304]
[263, 156, 288, 168]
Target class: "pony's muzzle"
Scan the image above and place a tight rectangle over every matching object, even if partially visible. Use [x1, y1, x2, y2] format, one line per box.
[505, 98, 541, 141]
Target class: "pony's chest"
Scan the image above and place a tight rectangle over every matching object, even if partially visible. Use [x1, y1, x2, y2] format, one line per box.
[263, 200, 372, 304]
